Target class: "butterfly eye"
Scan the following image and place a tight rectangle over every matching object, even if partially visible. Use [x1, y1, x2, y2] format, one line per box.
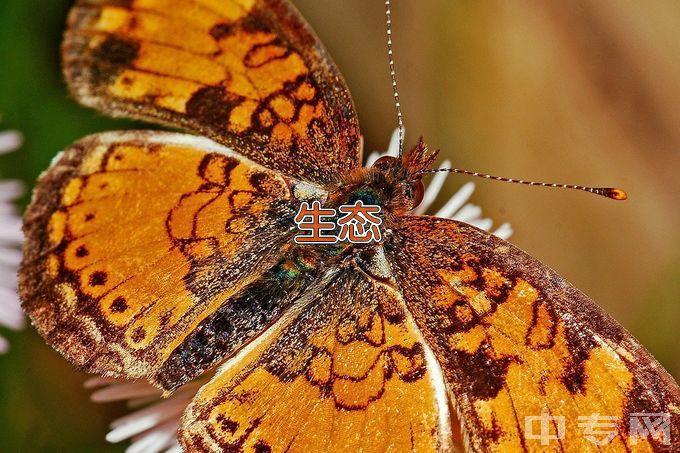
[373, 155, 398, 171]
[411, 181, 424, 209]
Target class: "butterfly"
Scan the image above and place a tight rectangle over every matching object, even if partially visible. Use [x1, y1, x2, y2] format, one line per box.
[19, 0, 679, 451]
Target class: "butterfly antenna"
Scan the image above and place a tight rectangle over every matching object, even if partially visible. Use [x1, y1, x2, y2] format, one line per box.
[417, 167, 627, 200]
[385, 0, 405, 158]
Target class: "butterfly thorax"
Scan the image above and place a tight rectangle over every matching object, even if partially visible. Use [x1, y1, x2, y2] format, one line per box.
[286, 141, 438, 288]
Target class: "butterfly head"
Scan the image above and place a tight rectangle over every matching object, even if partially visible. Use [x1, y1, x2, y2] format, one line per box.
[366, 137, 439, 213]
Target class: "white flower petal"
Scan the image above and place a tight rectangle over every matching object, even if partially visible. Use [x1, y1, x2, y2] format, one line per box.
[107, 394, 192, 442]
[0, 132, 24, 347]
[0, 288, 25, 329]
[0, 221, 23, 244]
[0, 181, 24, 202]
[451, 203, 483, 223]
[0, 247, 22, 267]
[493, 222, 514, 240]
[465, 217, 494, 231]
[126, 418, 180, 453]
[0, 131, 22, 155]
[434, 182, 475, 219]
[89, 377, 209, 450]
[84, 376, 123, 389]
[0, 270, 18, 288]
[0, 335, 9, 354]
[91, 381, 162, 403]
[385, 128, 400, 157]
[358, 135, 365, 160]
[128, 394, 172, 409]
[365, 151, 382, 167]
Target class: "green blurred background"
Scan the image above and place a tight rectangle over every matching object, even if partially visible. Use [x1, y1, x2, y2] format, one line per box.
[0, 0, 678, 450]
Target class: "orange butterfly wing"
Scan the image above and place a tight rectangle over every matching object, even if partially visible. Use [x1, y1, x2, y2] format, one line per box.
[20, 131, 326, 390]
[179, 252, 453, 452]
[387, 216, 680, 452]
[63, 0, 360, 184]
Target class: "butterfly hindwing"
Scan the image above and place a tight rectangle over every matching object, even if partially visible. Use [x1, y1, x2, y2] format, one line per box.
[19, 131, 326, 390]
[179, 253, 453, 452]
[387, 216, 680, 452]
[63, 0, 361, 184]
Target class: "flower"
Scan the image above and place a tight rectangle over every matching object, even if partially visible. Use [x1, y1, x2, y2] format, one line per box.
[87, 129, 512, 452]
[366, 129, 513, 239]
[85, 377, 205, 453]
[0, 129, 25, 354]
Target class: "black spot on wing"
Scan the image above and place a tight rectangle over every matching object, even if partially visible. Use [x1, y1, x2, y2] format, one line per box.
[185, 86, 242, 133]
[560, 326, 597, 394]
[89, 36, 140, 86]
[210, 23, 234, 40]
[447, 342, 518, 400]
[89, 271, 108, 286]
[110, 296, 128, 314]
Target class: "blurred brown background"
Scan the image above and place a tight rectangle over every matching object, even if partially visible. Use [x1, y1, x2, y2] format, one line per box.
[0, 0, 678, 450]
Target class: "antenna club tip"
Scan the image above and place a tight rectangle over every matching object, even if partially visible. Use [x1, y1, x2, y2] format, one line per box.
[603, 188, 628, 200]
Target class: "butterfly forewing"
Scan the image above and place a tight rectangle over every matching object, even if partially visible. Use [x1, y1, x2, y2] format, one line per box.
[387, 216, 680, 452]
[20, 131, 325, 390]
[63, 0, 361, 184]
